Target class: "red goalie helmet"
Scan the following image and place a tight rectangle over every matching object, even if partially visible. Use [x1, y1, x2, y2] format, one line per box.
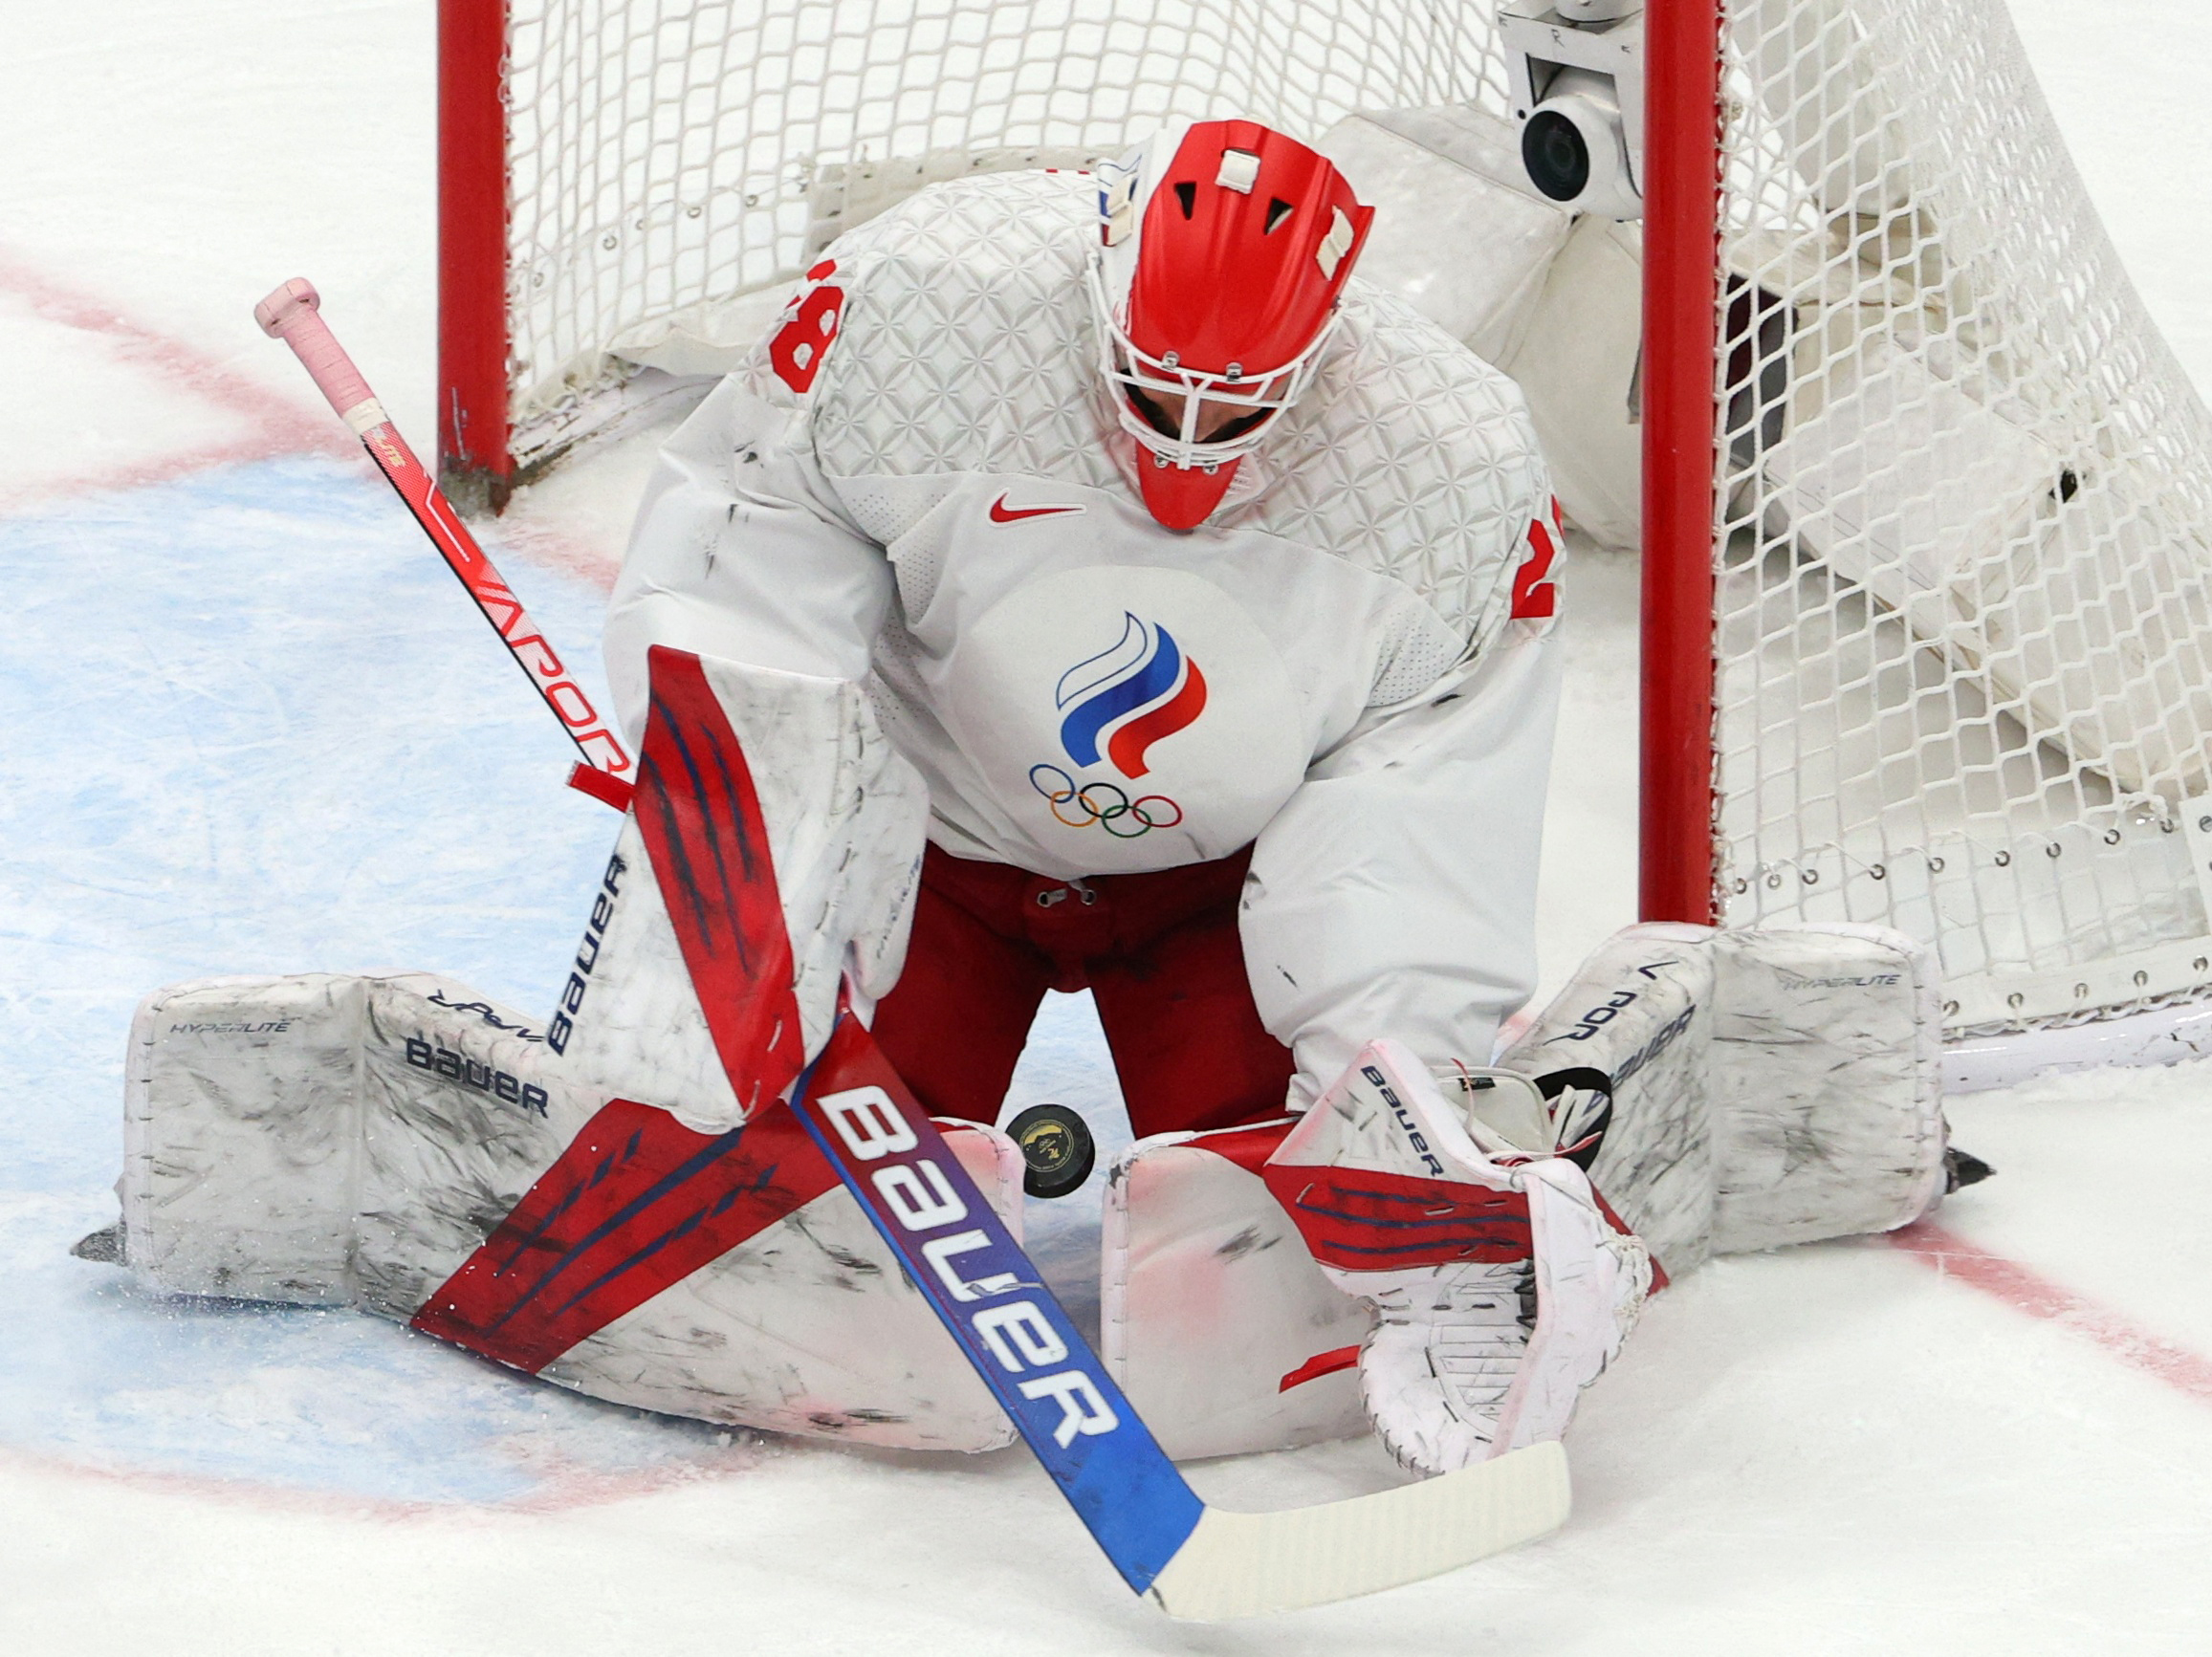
[1090, 120, 1375, 530]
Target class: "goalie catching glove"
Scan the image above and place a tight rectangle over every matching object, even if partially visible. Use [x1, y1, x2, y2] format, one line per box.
[1263, 1040, 1651, 1476]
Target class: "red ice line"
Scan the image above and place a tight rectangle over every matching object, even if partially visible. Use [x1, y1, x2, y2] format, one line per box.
[0, 1435, 764, 1522]
[490, 514, 622, 593]
[0, 247, 623, 591]
[1888, 1220, 2212, 1404]
[0, 244, 352, 508]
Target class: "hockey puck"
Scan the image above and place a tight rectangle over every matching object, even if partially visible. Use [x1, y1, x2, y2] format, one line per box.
[1006, 1103, 1096, 1199]
[1944, 1145, 1996, 1191]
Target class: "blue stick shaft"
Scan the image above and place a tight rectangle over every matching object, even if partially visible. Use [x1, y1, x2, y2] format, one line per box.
[790, 1016, 1204, 1595]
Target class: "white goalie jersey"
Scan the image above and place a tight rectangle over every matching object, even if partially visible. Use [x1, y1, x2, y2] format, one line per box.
[604, 167, 1564, 1100]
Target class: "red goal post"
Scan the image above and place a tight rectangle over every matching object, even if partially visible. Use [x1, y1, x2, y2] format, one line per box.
[1637, 0, 1723, 930]
[437, 0, 513, 513]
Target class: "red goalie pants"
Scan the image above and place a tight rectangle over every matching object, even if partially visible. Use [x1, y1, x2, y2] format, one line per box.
[869, 843, 1295, 1140]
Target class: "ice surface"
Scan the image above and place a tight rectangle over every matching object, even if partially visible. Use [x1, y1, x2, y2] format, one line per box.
[0, 293, 254, 506]
[4, 4, 2212, 1652]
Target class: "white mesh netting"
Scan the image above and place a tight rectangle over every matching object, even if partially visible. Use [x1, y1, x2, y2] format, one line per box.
[498, 0, 2212, 1032]
[1714, 0, 2212, 1029]
[503, 0, 1512, 454]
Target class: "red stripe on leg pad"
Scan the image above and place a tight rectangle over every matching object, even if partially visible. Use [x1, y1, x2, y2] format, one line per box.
[411, 1097, 841, 1372]
[1180, 1118, 1297, 1177]
[414, 646, 827, 1372]
[633, 644, 806, 1117]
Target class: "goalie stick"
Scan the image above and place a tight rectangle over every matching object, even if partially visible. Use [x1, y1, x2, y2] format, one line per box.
[627, 644, 1572, 1620]
[253, 278, 634, 811]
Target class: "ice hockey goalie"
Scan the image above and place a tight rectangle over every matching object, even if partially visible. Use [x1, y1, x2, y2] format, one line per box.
[86, 120, 1955, 1475]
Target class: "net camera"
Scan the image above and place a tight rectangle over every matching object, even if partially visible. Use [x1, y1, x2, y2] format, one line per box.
[1499, 2, 1647, 220]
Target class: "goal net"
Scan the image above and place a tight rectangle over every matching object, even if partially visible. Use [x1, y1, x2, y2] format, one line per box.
[446, 0, 2212, 1036]
[1707, 0, 2212, 1032]
[486, 0, 1516, 472]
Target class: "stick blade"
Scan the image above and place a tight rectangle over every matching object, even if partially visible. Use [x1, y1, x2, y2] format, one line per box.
[1146, 1440, 1569, 1622]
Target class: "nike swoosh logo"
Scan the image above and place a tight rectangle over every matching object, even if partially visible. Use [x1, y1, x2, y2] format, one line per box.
[989, 493, 1084, 524]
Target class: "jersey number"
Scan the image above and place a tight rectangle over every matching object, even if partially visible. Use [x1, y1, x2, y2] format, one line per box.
[1511, 508, 1562, 621]
[771, 260, 844, 394]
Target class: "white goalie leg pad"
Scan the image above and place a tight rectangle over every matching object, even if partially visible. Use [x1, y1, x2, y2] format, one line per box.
[537, 1122, 1023, 1449]
[115, 972, 1022, 1450]
[1263, 1041, 1650, 1477]
[549, 650, 929, 1129]
[1499, 921, 1948, 1271]
[1101, 1121, 1370, 1462]
[1706, 923, 1948, 1253]
[1500, 922, 1719, 1272]
[120, 971, 375, 1301]
[1098, 925, 1941, 1467]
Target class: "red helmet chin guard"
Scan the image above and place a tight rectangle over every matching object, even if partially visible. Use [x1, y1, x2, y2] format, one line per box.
[1135, 450, 1240, 531]
[1092, 120, 1375, 531]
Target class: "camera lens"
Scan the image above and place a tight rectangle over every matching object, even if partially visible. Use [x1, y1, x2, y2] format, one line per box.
[1522, 108, 1591, 203]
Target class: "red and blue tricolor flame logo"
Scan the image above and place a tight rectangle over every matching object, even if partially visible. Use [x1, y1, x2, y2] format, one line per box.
[1029, 613, 1207, 838]
[1054, 613, 1208, 778]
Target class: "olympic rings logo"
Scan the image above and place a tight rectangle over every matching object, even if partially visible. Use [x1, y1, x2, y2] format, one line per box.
[1029, 764, 1184, 838]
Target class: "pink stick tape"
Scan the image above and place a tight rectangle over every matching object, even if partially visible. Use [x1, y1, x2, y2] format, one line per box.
[253, 279, 379, 425]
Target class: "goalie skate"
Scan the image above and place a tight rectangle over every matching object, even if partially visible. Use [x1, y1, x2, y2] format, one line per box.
[1262, 1040, 1650, 1477]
